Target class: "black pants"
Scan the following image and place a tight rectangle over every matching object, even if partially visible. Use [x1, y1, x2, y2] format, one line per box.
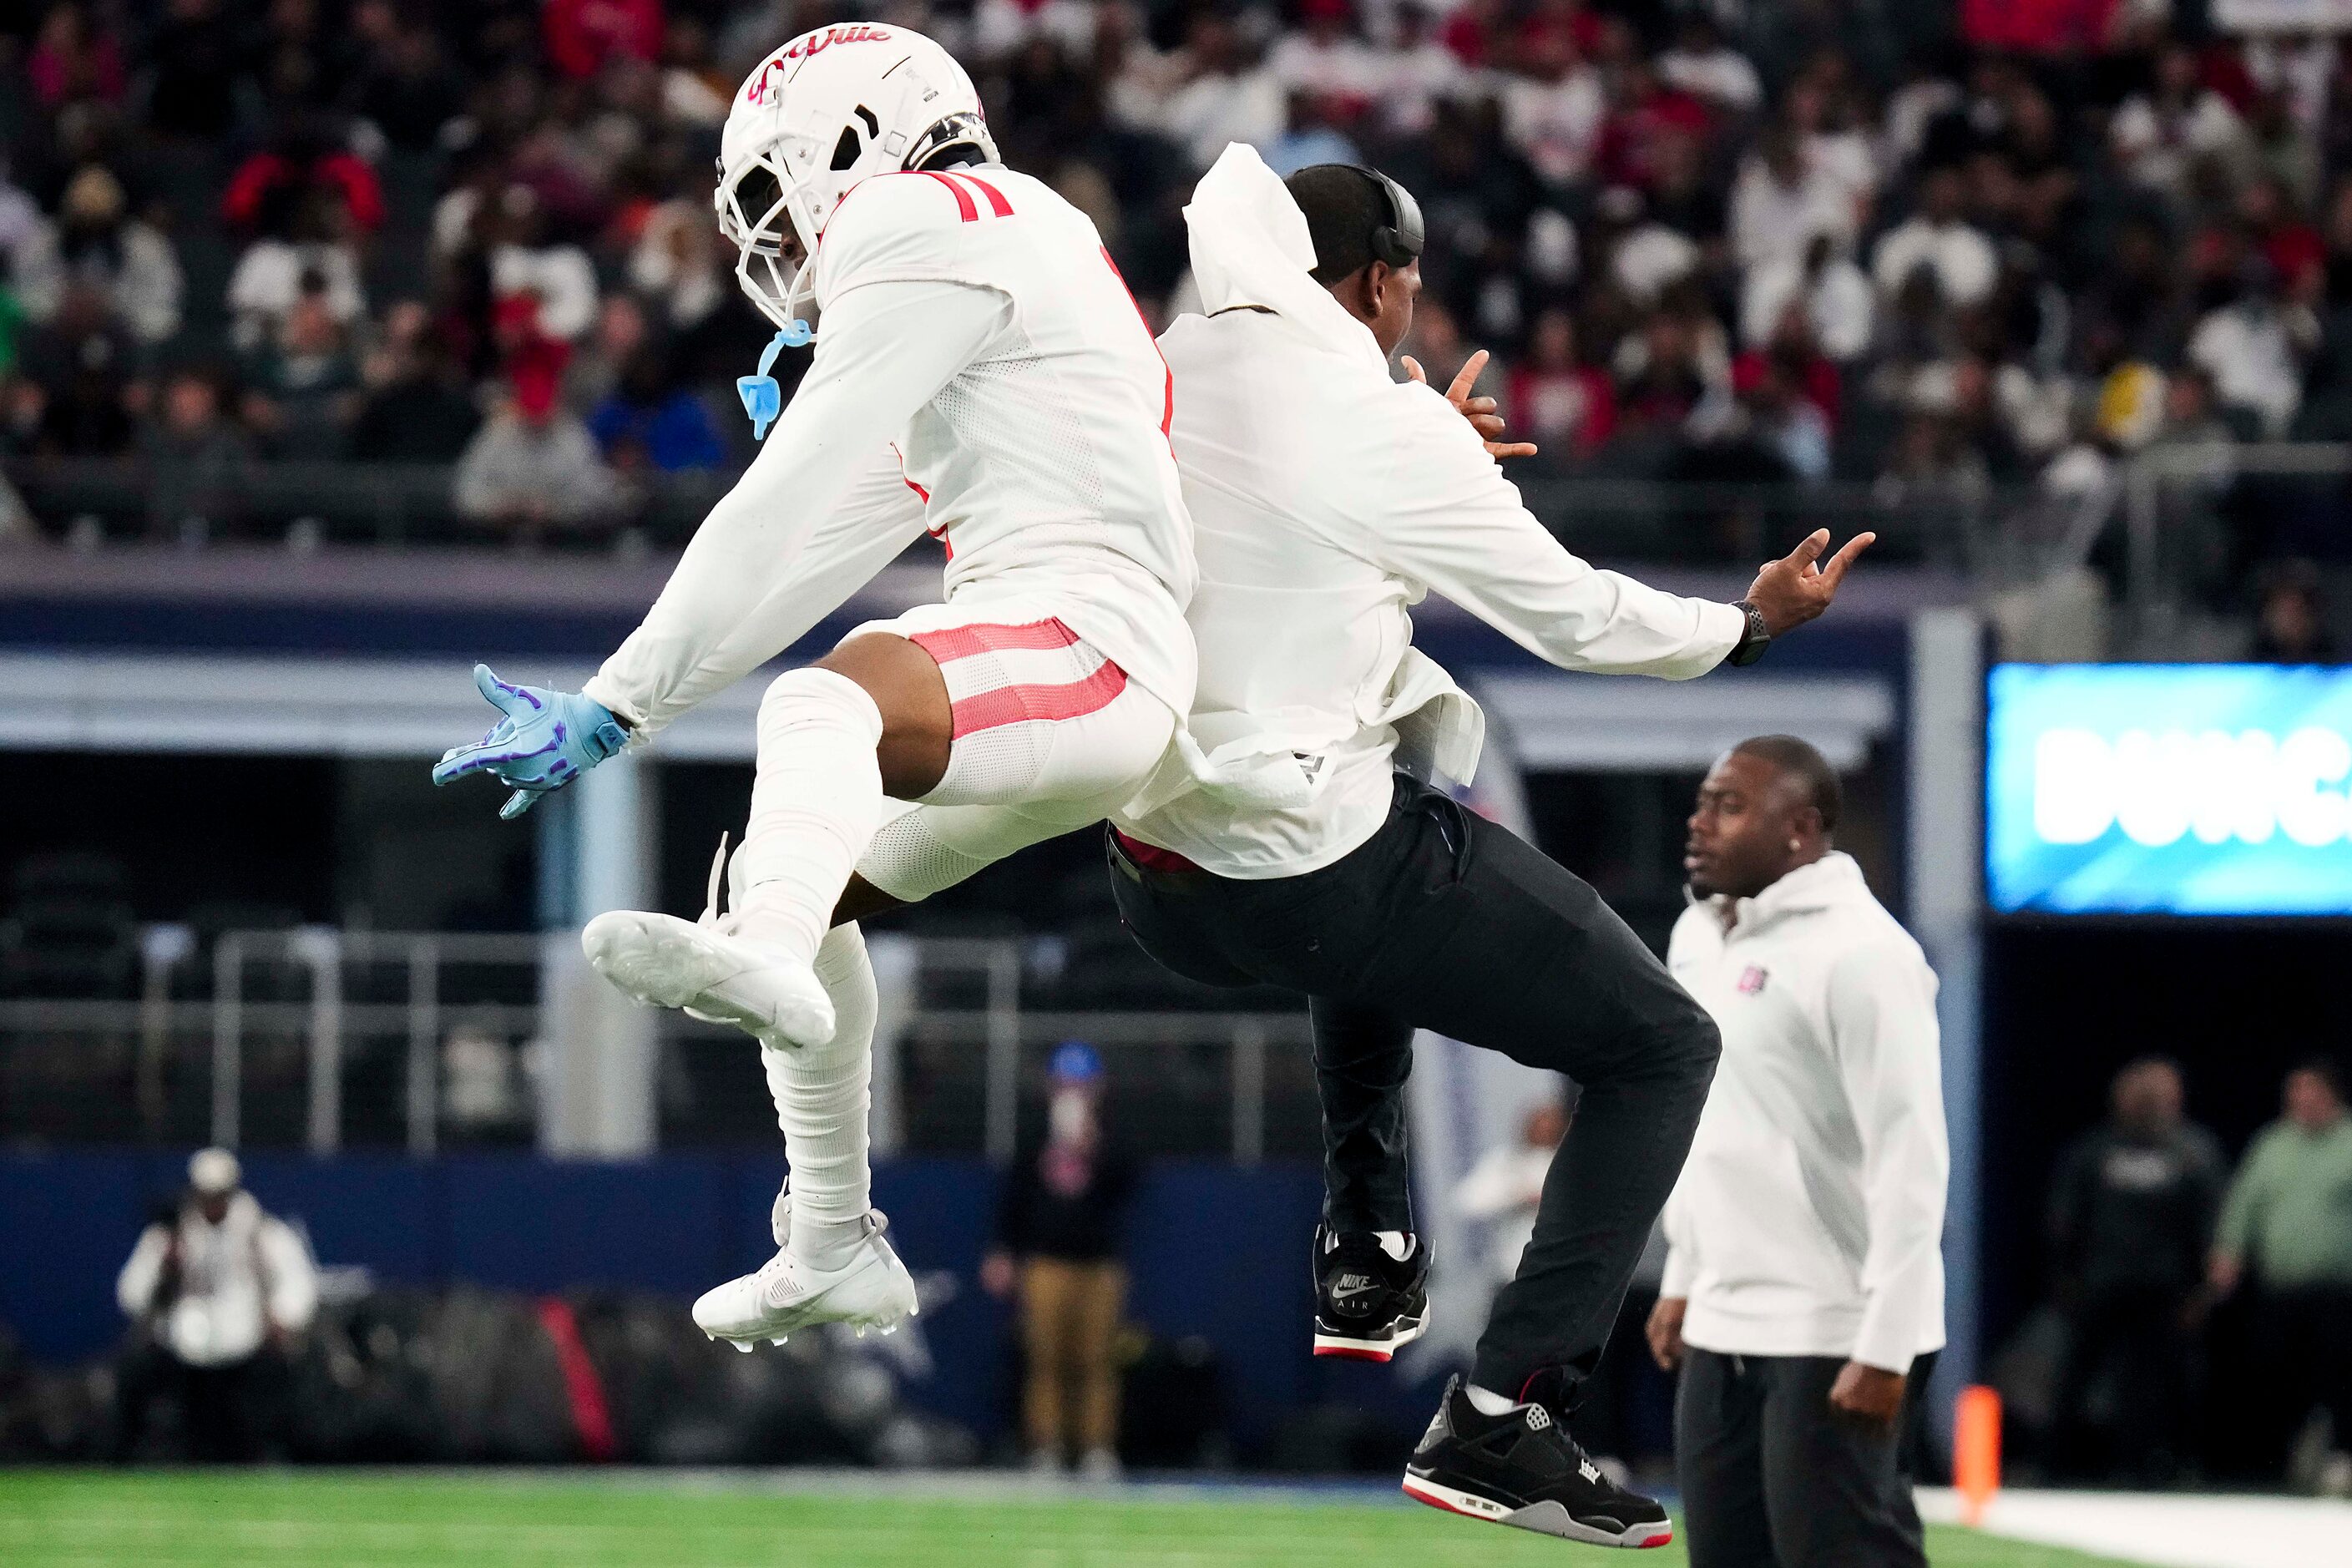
[117, 1344, 273, 1461]
[2052, 1284, 2198, 1483]
[1109, 775, 1721, 1396]
[1676, 1349, 1933, 1568]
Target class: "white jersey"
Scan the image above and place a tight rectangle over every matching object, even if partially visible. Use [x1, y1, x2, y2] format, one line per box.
[584, 164, 1196, 736]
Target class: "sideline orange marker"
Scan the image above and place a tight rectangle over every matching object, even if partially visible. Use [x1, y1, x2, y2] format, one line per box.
[1954, 1384, 2002, 1526]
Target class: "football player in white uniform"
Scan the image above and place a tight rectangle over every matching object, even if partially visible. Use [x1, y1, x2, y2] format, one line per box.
[432, 25, 1196, 1348]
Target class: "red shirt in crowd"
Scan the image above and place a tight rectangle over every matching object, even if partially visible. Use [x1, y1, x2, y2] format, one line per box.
[1510, 363, 1617, 456]
[544, 0, 665, 81]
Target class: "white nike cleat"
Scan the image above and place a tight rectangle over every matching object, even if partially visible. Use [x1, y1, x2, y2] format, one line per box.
[582, 908, 835, 1048]
[692, 1208, 918, 1346]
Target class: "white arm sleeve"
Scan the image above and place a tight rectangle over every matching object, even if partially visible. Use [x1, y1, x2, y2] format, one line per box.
[1826, 939, 1950, 1372]
[581, 278, 1007, 734]
[1358, 391, 1747, 676]
[257, 1216, 320, 1333]
[117, 1224, 169, 1318]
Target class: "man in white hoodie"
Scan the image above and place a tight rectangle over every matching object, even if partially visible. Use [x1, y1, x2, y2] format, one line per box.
[1647, 736, 1947, 1568]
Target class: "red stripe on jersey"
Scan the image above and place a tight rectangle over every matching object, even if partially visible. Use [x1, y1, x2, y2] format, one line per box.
[951, 171, 1014, 217]
[1100, 246, 1174, 438]
[919, 169, 978, 222]
[890, 443, 929, 503]
[908, 618, 1084, 664]
[948, 660, 1130, 736]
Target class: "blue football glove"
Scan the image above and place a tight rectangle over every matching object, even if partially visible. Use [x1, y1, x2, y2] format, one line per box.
[432, 665, 630, 820]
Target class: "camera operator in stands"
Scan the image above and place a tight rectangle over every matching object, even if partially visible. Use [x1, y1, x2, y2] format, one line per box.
[115, 1148, 317, 1461]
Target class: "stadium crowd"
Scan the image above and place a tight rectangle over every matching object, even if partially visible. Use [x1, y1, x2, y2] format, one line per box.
[0, 0, 2349, 567]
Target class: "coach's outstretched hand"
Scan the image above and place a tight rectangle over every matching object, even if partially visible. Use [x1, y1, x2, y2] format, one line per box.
[1744, 528, 1874, 637]
[431, 665, 630, 820]
[1403, 348, 1539, 461]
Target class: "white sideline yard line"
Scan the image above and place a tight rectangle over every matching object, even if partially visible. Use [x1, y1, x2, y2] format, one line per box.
[1917, 1485, 2352, 1568]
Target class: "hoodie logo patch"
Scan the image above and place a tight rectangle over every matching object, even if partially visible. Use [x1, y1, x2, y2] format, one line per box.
[1737, 965, 1769, 994]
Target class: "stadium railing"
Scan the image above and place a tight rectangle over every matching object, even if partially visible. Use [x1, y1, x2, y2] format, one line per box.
[0, 926, 1314, 1162]
[4, 453, 2084, 565]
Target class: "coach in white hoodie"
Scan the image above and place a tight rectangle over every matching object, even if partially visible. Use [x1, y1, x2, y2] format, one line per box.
[1649, 736, 1948, 1568]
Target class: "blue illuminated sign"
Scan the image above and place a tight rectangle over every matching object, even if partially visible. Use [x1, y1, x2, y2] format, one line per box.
[1987, 664, 2352, 915]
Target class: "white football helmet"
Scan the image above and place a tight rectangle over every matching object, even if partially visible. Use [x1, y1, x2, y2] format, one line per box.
[716, 23, 999, 337]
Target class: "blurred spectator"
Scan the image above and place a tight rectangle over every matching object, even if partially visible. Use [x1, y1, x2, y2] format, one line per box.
[627, 198, 726, 334]
[348, 0, 467, 153]
[14, 281, 139, 456]
[1263, 93, 1363, 180]
[27, 2, 126, 111]
[2046, 1058, 2226, 1485]
[243, 291, 361, 457]
[225, 191, 366, 355]
[2188, 263, 2317, 438]
[349, 301, 480, 463]
[453, 360, 619, 535]
[1727, 348, 1833, 481]
[1159, 13, 1282, 173]
[14, 166, 182, 346]
[2210, 1060, 2352, 1491]
[1268, 0, 1373, 114]
[1657, 17, 1761, 116]
[0, 161, 46, 281]
[1872, 164, 1995, 311]
[486, 186, 599, 341]
[588, 348, 724, 473]
[116, 1149, 317, 1461]
[2112, 46, 2251, 207]
[1743, 233, 1875, 362]
[980, 1041, 1138, 1479]
[141, 367, 252, 537]
[222, 121, 387, 239]
[2250, 562, 2339, 662]
[1508, 307, 1614, 461]
[544, 0, 663, 81]
[1729, 124, 1854, 276]
[1454, 1095, 1569, 1291]
[1502, 31, 1604, 190]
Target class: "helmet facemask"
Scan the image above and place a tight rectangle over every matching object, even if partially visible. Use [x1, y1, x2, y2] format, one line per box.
[716, 138, 827, 339]
[715, 105, 999, 341]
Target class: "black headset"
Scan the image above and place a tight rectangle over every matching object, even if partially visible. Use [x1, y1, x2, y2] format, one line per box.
[1361, 165, 1425, 270]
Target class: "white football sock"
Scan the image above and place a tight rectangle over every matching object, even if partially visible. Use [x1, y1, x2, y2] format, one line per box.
[733, 667, 886, 968]
[764, 920, 876, 1271]
[1465, 1383, 1520, 1416]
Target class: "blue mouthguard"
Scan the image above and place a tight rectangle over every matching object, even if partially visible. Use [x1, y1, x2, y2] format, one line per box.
[736, 322, 812, 439]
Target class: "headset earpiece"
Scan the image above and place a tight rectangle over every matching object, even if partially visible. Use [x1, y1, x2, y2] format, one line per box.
[1361, 167, 1424, 271]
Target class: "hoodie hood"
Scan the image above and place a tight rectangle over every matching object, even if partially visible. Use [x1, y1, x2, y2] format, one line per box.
[1181, 143, 1389, 377]
[1697, 850, 1873, 934]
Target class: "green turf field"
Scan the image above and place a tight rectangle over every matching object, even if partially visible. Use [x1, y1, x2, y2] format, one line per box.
[0, 1469, 2158, 1568]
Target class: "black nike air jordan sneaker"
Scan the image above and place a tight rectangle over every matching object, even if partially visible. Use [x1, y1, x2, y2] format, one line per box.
[1310, 1224, 1429, 1361]
[1403, 1375, 1673, 1549]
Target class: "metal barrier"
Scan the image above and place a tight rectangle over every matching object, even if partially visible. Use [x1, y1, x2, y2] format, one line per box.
[0, 928, 1309, 1161]
[5, 454, 2067, 564]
